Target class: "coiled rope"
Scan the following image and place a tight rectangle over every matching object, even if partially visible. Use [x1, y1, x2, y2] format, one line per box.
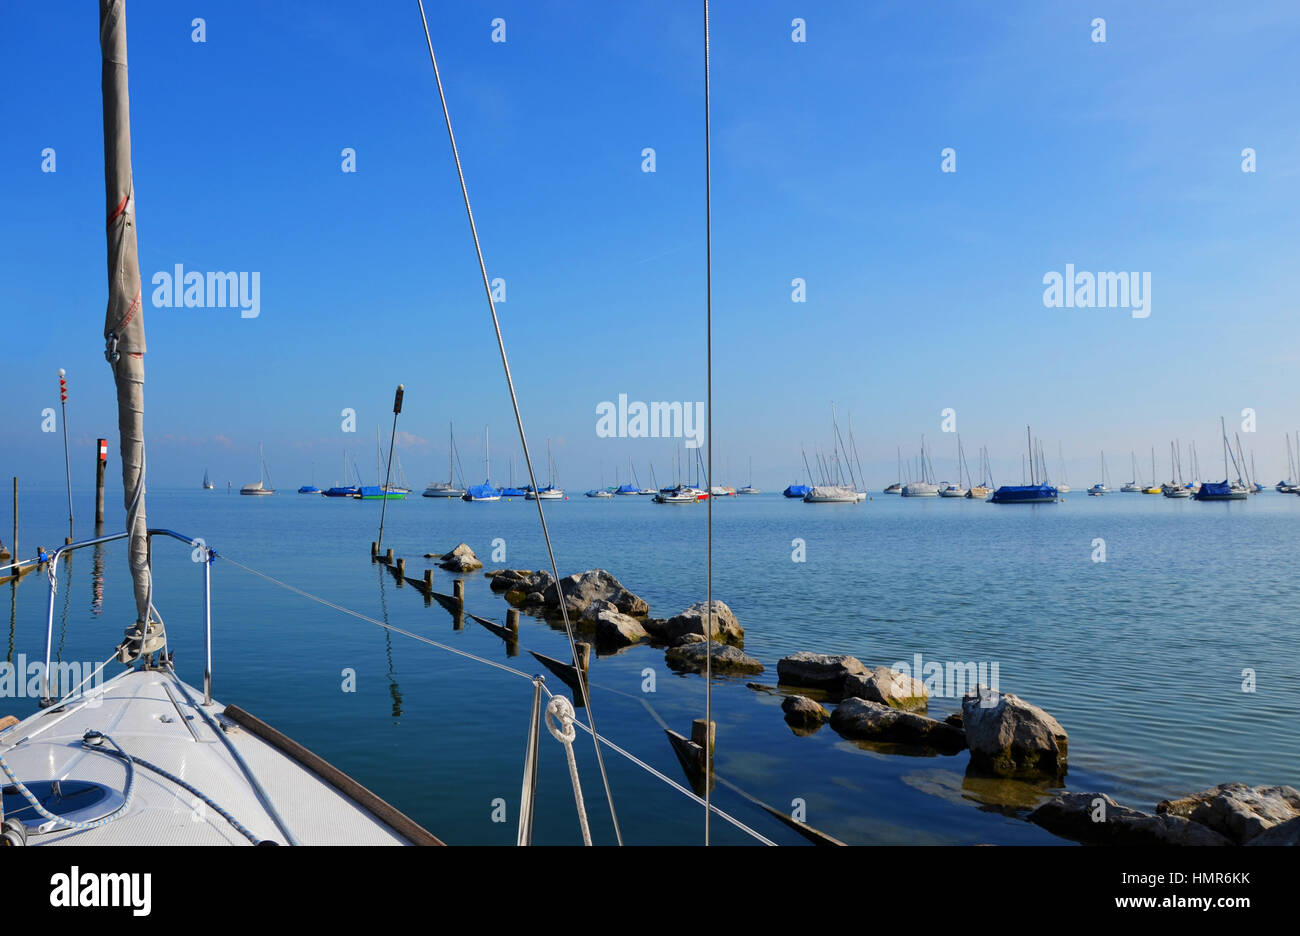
[544, 696, 591, 846]
[0, 729, 262, 844]
[85, 730, 264, 844]
[0, 731, 136, 833]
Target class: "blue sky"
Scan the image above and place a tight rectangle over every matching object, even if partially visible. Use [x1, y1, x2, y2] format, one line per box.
[4, 0, 1300, 492]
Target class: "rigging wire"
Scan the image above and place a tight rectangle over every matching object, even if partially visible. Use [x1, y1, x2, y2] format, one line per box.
[414, 0, 622, 844]
[212, 550, 776, 844]
[218, 553, 536, 682]
[702, 0, 714, 847]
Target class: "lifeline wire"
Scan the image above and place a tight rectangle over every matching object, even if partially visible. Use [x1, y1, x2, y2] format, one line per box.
[415, 0, 622, 845]
[214, 550, 774, 844]
[702, 0, 714, 846]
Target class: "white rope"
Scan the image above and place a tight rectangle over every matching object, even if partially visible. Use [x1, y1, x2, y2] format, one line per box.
[545, 696, 591, 846]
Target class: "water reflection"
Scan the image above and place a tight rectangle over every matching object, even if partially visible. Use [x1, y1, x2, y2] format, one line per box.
[90, 539, 105, 617]
[375, 565, 403, 720]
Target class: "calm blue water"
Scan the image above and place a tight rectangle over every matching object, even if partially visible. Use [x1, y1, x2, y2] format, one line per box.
[5, 486, 1299, 844]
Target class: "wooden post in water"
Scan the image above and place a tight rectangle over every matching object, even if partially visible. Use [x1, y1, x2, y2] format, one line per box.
[58, 370, 73, 545]
[12, 477, 17, 564]
[371, 541, 378, 560]
[505, 608, 519, 634]
[384, 547, 393, 565]
[453, 578, 465, 608]
[575, 642, 591, 674]
[95, 438, 107, 526]
[423, 568, 433, 591]
[395, 557, 405, 577]
[691, 718, 716, 762]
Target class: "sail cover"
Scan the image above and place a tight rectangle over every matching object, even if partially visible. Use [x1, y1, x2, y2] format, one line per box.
[101, 0, 151, 626]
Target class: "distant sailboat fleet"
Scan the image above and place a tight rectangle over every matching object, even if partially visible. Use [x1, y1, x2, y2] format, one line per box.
[207, 414, 1299, 507]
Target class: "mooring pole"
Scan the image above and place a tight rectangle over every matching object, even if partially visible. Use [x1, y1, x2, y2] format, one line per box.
[376, 383, 404, 552]
[95, 438, 108, 527]
[11, 477, 17, 565]
[58, 370, 73, 544]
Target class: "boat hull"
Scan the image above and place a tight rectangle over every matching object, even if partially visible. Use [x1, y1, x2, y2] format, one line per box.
[0, 669, 439, 846]
[990, 484, 1058, 503]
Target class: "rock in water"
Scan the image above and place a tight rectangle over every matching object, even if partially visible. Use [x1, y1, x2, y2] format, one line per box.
[1156, 783, 1300, 844]
[488, 569, 554, 594]
[961, 689, 1068, 778]
[438, 543, 483, 572]
[782, 695, 829, 732]
[1245, 815, 1300, 846]
[830, 698, 966, 752]
[842, 666, 929, 711]
[542, 570, 649, 617]
[583, 602, 650, 649]
[1030, 793, 1232, 846]
[776, 652, 868, 695]
[664, 642, 764, 675]
[645, 600, 744, 647]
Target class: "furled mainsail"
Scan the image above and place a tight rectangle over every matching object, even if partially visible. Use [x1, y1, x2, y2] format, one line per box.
[100, 0, 151, 626]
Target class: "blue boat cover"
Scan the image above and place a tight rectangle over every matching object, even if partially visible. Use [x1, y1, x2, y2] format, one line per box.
[1195, 481, 1232, 499]
[465, 482, 500, 499]
[990, 484, 1057, 503]
[498, 486, 526, 497]
[783, 484, 812, 498]
[615, 484, 639, 494]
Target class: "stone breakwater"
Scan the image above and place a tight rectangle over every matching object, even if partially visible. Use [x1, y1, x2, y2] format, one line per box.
[483, 568, 1291, 846]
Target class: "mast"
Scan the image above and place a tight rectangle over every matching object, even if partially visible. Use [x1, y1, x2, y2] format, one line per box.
[1026, 426, 1034, 485]
[100, 0, 152, 630]
[1221, 417, 1229, 480]
[485, 424, 490, 483]
[448, 422, 454, 485]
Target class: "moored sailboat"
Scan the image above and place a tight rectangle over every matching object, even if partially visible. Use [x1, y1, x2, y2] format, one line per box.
[1087, 451, 1110, 495]
[240, 444, 276, 495]
[901, 437, 939, 496]
[990, 427, 1058, 503]
[424, 423, 466, 497]
[1195, 418, 1250, 501]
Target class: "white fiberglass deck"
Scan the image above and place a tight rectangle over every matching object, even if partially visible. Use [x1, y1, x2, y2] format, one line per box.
[1, 668, 430, 845]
